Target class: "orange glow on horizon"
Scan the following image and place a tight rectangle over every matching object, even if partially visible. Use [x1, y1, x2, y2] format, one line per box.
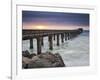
[36, 25, 46, 30]
[23, 23, 89, 30]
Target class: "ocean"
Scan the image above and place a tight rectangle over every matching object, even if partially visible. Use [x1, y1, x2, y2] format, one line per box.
[22, 31, 89, 67]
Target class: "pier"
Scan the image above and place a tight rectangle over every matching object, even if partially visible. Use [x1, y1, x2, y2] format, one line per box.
[22, 28, 83, 54]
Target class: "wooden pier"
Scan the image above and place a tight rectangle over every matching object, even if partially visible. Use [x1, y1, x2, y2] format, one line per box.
[22, 28, 83, 54]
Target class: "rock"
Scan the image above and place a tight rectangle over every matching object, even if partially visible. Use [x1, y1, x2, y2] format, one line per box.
[52, 62, 60, 67]
[32, 56, 40, 61]
[29, 53, 36, 58]
[38, 53, 56, 63]
[55, 53, 65, 67]
[22, 56, 32, 69]
[28, 58, 52, 68]
[22, 56, 32, 64]
[22, 63, 27, 69]
[22, 52, 65, 69]
[22, 50, 36, 59]
[22, 50, 30, 58]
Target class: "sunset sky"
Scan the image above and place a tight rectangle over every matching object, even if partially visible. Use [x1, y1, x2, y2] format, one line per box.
[22, 11, 89, 30]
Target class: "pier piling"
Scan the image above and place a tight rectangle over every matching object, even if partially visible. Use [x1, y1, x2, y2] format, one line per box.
[37, 37, 42, 54]
[48, 35, 53, 50]
[54, 34, 56, 40]
[30, 38, 33, 49]
[61, 33, 64, 43]
[65, 33, 67, 41]
[57, 34, 60, 46]
[41, 37, 44, 46]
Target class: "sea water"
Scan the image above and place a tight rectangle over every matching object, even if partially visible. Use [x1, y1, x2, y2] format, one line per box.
[22, 31, 89, 67]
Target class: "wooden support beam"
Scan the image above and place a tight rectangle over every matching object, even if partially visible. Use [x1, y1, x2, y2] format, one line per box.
[41, 37, 44, 46]
[54, 34, 55, 40]
[57, 34, 59, 46]
[68, 33, 70, 40]
[48, 35, 53, 50]
[65, 33, 67, 41]
[70, 33, 72, 39]
[61, 33, 64, 43]
[30, 38, 33, 49]
[37, 37, 42, 54]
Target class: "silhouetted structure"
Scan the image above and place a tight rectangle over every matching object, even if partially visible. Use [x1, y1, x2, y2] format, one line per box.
[22, 28, 83, 54]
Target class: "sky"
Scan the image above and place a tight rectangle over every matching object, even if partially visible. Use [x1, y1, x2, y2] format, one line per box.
[22, 11, 89, 30]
